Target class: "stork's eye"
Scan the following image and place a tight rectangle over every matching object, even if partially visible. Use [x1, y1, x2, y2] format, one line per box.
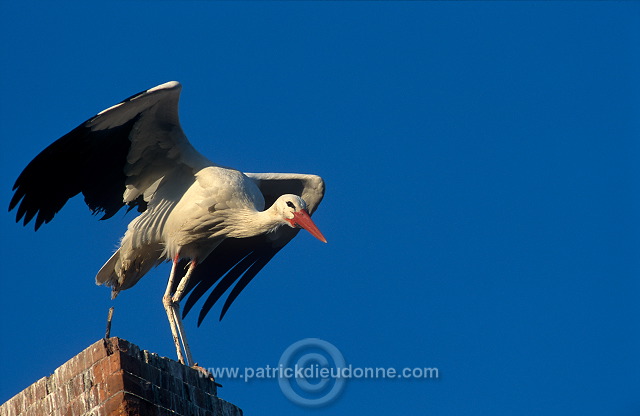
[286, 201, 296, 209]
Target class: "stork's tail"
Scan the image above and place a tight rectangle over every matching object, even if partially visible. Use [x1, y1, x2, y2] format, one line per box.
[96, 245, 164, 298]
[96, 250, 124, 298]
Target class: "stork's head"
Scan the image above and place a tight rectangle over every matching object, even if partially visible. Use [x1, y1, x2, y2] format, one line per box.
[274, 194, 327, 243]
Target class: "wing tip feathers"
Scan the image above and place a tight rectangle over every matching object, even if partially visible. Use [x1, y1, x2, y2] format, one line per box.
[147, 81, 181, 93]
[95, 81, 181, 117]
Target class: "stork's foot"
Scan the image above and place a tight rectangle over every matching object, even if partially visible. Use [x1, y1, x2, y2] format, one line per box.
[192, 364, 223, 387]
[192, 363, 213, 379]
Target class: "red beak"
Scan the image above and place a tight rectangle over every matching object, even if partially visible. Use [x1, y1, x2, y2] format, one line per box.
[291, 210, 327, 243]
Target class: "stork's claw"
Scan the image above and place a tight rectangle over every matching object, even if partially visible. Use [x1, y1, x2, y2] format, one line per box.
[191, 363, 223, 387]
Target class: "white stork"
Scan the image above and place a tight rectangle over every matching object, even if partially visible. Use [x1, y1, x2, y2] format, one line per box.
[9, 81, 326, 366]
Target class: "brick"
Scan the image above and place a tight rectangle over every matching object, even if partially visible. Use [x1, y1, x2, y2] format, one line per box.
[60, 379, 72, 403]
[123, 372, 152, 401]
[91, 356, 108, 381]
[31, 378, 47, 402]
[84, 368, 96, 392]
[5, 394, 22, 416]
[93, 352, 121, 381]
[113, 338, 132, 355]
[123, 392, 160, 416]
[164, 372, 179, 395]
[23, 399, 42, 416]
[119, 352, 142, 376]
[55, 354, 82, 386]
[140, 361, 161, 387]
[41, 395, 53, 415]
[153, 370, 168, 392]
[181, 381, 192, 402]
[60, 400, 72, 416]
[68, 394, 87, 416]
[69, 373, 84, 399]
[23, 385, 35, 410]
[102, 391, 126, 415]
[156, 387, 176, 410]
[88, 340, 110, 365]
[74, 345, 89, 371]
[47, 390, 61, 413]
[91, 404, 107, 416]
[105, 353, 122, 376]
[44, 375, 57, 398]
[105, 370, 126, 397]
[142, 350, 159, 367]
[94, 380, 109, 404]
[170, 395, 188, 415]
[192, 387, 209, 410]
[92, 356, 115, 381]
[85, 386, 100, 409]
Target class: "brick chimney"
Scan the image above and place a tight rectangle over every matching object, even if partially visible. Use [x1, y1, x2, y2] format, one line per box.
[0, 337, 242, 416]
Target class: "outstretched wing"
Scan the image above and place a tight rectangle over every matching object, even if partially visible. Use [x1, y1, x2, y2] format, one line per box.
[9, 81, 211, 230]
[180, 173, 325, 324]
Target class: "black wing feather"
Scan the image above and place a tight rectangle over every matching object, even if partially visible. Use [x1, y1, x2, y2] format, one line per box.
[180, 232, 297, 324]
[179, 237, 265, 317]
[218, 251, 279, 320]
[197, 253, 258, 322]
[9, 115, 145, 230]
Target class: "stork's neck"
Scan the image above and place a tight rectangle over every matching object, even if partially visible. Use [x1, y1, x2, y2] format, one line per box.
[222, 205, 285, 239]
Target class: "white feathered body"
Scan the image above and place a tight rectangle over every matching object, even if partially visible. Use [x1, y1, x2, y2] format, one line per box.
[96, 165, 273, 294]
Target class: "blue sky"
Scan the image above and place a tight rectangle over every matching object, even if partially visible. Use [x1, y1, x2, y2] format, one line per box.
[1, 2, 639, 415]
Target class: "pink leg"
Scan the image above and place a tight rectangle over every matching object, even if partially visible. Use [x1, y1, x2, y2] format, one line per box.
[162, 254, 197, 366]
[163, 254, 187, 364]
[172, 259, 197, 366]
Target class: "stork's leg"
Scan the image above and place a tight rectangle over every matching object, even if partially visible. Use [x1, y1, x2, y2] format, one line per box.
[170, 259, 197, 367]
[163, 255, 198, 366]
[163, 255, 187, 365]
